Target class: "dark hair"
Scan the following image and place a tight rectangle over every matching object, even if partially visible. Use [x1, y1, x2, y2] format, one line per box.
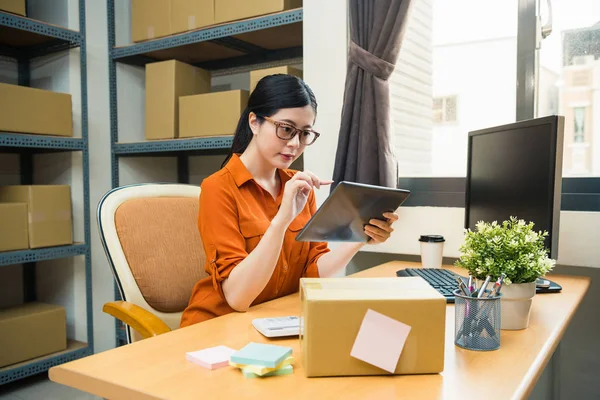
[222, 74, 317, 167]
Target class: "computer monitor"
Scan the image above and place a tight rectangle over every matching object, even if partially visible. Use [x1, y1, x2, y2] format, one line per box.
[465, 116, 565, 259]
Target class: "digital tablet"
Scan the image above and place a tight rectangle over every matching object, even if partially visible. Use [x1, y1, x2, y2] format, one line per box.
[295, 181, 411, 242]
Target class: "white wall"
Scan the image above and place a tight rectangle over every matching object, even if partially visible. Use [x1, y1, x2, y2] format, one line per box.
[85, 0, 119, 352]
[360, 207, 600, 268]
[302, 0, 348, 207]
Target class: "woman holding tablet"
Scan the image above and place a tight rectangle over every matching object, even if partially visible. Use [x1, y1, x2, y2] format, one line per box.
[180, 74, 399, 327]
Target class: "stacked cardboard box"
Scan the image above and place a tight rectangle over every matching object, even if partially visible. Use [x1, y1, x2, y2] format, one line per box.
[145, 62, 304, 140]
[0, 83, 73, 137]
[0, 185, 73, 250]
[145, 60, 212, 140]
[0, 203, 28, 252]
[215, 0, 302, 24]
[0, 303, 67, 368]
[0, 0, 26, 16]
[249, 65, 303, 93]
[179, 90, 249, 138]
[132, 0, 302, 42]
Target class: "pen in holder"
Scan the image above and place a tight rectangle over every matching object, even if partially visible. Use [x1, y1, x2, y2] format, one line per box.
[454, 289, 501, 351]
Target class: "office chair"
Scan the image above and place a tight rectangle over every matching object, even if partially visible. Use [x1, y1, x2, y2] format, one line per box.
[97, 183, 208, 343]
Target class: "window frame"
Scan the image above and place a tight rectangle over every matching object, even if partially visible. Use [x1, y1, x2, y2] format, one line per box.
[401, 0, 600, 212]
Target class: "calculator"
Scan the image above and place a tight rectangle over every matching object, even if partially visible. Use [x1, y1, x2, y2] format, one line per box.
[252, 316, 301, 338]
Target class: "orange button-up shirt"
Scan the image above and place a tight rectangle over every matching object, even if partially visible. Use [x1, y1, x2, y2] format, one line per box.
[180, 154, 330, 327]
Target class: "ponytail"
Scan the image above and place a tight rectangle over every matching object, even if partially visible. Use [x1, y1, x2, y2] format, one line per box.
[222, 107, 254, 168]
[221, 74, 317, 168]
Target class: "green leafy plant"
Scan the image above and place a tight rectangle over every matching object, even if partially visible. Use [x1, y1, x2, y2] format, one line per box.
[455, 217, 555, 284]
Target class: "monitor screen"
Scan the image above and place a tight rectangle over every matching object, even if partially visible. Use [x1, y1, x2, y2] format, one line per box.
[465, 116, 564, 259]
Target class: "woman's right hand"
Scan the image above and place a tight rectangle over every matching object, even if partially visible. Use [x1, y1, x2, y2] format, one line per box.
[274, 171, 333, 227]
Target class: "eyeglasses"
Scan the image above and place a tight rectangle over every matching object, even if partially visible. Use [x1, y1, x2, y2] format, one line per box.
[262, 116, 320, 146]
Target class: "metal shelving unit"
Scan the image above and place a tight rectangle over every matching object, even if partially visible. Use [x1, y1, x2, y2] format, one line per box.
[113, 136, 233, 156]
[107, 1, 303, 346]
[0, 3, 93, 385]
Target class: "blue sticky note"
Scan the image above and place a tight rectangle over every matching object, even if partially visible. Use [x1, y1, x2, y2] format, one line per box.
[230, 342, 292, 368]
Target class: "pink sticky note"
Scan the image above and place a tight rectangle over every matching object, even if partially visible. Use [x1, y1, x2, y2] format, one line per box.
[186, 345, 236, 370]
[350, 309, 411, 373]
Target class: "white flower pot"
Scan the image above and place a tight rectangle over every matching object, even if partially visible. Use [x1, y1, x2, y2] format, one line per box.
[500, 282, 536, 330]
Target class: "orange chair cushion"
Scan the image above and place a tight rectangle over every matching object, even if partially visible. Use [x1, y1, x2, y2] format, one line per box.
[115, 197, 207, 313]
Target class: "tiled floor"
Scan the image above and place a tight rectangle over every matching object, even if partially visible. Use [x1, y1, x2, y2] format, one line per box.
[0, 373, 101, 400]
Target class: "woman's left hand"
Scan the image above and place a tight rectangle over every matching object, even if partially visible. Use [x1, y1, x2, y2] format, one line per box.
[364, 212, 399, 244]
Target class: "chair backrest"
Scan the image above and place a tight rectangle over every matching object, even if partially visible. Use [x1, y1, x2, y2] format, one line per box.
[97, 183, 208, 343]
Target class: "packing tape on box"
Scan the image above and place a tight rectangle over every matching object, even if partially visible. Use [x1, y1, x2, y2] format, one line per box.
[188, 15, 196, 30]
[147, 26, 155, 39]
[29, 212, 71, 223]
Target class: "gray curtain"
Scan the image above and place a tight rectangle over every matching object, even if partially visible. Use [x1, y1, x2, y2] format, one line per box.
[331, 0, 413, 190]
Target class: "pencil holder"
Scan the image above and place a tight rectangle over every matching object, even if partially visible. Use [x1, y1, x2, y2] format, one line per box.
[454, 289, 501, 351]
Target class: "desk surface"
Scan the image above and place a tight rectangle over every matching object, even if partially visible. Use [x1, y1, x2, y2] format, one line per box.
[49, 261, 590, 400]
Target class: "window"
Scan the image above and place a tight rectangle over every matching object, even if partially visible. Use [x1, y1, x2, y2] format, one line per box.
[391, 0, 518, 177]
[538, 0, 599, 177]
[573, 107, 585, 143]
[392, 0, 599, 211]
[432, 96, 457, 123]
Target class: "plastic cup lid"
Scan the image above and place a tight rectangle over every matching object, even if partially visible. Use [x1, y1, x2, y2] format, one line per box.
[419, 235, 445, 243]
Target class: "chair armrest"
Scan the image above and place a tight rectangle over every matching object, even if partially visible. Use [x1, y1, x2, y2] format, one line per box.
[102, 301, 171, 340]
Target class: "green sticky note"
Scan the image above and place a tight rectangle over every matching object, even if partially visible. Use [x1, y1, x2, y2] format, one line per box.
[230, 342, 292, 368]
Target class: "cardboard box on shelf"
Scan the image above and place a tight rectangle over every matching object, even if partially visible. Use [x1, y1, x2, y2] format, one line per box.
[179, 90, 249, 138]
[131, 0, 172, 42]
[0, 0, 26, 16]
[0, 83, 72, 137]
[171, 0, 215, 35]
[0, 185, 73, 249]
[145, 60, 211, 140]
[0, 203, 28, 252]
[215, 0, 302, 24]
[300, 277, 446, 377]
[0, 303, 67, 368]
[250, 65, 303, 92]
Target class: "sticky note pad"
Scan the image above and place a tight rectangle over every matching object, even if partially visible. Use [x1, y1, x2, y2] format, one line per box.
[186, 345, 236, 370]
[230, 356, 295, 376]
[350, 309, 411, 374]
[230, 342, 292, 368]
[242, 364, 293, 379]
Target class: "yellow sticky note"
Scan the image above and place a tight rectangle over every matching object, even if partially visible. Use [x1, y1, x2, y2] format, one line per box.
[230, 356, 294, 376]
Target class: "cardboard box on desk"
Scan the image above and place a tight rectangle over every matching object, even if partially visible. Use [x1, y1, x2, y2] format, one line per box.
[145, 60, 211, 140]
[0, 203, 28, 252]
[215, 0, 302, 24]
[250, 66, 303, 93]
[171, 0, 214, 35]
[300, 277, 446, 377]
[0, 83, 72, 137]
[0, 0, 26, 16]
[0, 185, 73, 249]
[179, 90, 249, 138]
[0, 303, 67, 368]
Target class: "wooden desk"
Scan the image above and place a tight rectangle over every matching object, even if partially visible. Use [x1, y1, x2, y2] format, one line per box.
[49, 261, 590, 400]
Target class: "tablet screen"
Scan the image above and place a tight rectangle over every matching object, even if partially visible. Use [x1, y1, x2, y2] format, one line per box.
[295, 181, 410, 242]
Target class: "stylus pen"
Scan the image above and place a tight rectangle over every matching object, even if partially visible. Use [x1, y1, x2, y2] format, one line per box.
[467, 275, 473, 294]
[478, 276, 491, 298]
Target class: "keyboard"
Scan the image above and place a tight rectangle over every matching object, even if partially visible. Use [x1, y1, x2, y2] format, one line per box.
[396, 268, 462, 303]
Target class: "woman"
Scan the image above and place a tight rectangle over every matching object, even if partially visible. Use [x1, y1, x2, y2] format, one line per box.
[180, 74, 399, 327]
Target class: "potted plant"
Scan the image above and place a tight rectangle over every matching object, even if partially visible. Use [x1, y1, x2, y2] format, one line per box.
[455, 217, 556, 330]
